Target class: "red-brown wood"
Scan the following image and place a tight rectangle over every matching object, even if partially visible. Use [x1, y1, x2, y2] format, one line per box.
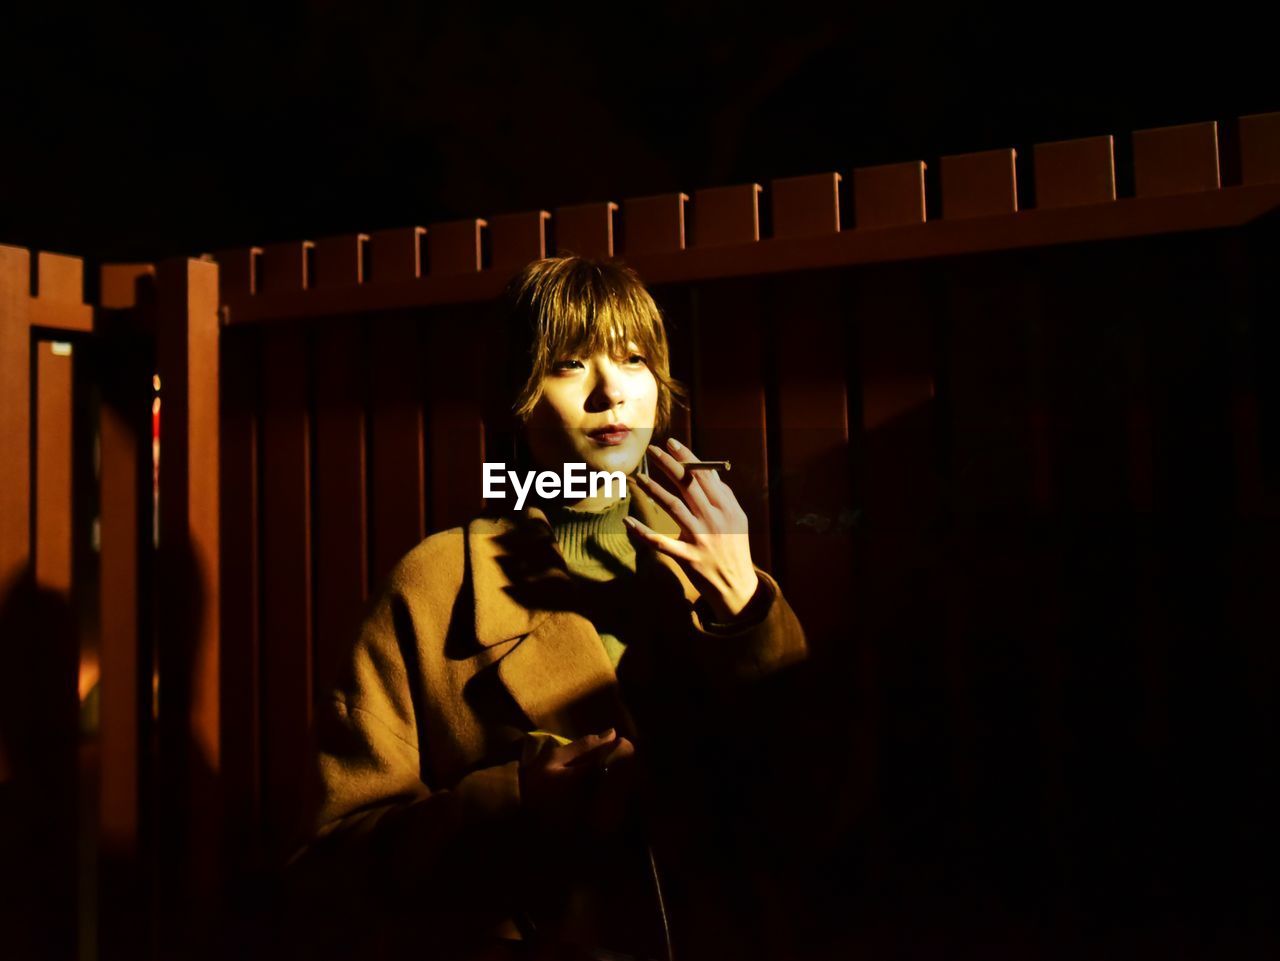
[489, 211, 549, 273]
[100, 263, 157, 310]
[214, 247, 262, 301]
[154, 257, 223, 955]
[0, 245, 32, 596]
[258, 324, 313, 860]
[769, 271, 854, 657]
[852, 161, 927, 229]
[33, 251, 92, 334]
[1238, 110, 1280, 186]
[771, 172, 841, 239]
[941, 148, 1018, 219]
[554, 201, 616, 258]
[369, 318, 426, 585]
[622, 193, 687, 256]
[1033, 135, 1116, 209]
[218, 183, 1280, 326]
[218, 325, 262, 857]
[313, 322, 369, 693]
[1132, 120, 1221, 198]
[427, 219, 486, 276]
[313, 233, 368, 289]
[689, 279, 771, 570]
[35, 341, 74, 594]
[259, 241, 313, 294]
[692, 184, 761, 247]
[369, 227, 424, 283]
[424, 308, 488, 533]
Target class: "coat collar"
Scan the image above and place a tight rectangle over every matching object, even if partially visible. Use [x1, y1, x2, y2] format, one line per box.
[467, 474, 700, 739]
[468, 474, 698, 648]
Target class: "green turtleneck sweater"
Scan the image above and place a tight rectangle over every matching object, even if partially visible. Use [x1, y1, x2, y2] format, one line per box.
[540, 491, 638, 669]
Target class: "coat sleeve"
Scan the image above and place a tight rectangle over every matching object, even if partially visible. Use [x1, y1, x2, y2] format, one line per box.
[682, 566, 809, 693]
[284, 559, 536, 954]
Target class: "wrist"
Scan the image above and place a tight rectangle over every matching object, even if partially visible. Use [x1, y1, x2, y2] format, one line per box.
[706, 571, 762, 623]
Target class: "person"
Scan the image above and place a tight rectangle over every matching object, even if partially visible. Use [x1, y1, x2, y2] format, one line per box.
[287, 255, 809, 961]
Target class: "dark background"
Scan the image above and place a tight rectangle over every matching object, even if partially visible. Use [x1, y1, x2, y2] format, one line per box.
[1, 2, 1275, 263]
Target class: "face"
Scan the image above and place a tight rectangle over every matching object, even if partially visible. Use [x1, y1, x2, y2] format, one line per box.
[524, 340, 658, 478]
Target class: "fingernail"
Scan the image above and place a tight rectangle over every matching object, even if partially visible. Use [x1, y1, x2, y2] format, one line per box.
[667, 437, 683, 450]
[599, 727, 616, 739]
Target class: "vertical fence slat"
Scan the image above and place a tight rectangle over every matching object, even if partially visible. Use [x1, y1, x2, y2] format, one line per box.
[1033, 135, 1116, 209]
[554, 202, 616, 258]
[489, 211, 549, 273]
[427, 220, 486, 276]
[851, 161, 926, 229]
[1132, 121, 1221, 198]
[312, 234, 368, 289]
[0, 245, 32, 592]
[622, 193, 687, 256]
[259, 324, 313, 860]
[1238, 111, 1280, 186]
[154, 257, 223, 955]
[770, 172, 841, 239]
[769, 272, 853, 656]
[369, 227, 424, 284]
[97, 303, 153, 961]
[35, 341, 74, 594]
[424, 309, 487, 533]
[691, 280, 771, 570]
[692, 184, 761, 247]
[369, 319, 425, 584]
[940, 148, 1019, 219]
[219, 326, 261, 855]
[313, 322, 368, 693]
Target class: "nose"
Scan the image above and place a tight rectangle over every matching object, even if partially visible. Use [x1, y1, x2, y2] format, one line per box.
[587, 356, 626, 412]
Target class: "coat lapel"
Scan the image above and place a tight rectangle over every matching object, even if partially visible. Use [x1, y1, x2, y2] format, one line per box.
[468, 474, 700, 739]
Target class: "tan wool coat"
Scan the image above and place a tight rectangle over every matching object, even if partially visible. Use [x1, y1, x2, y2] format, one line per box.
[289, 474, 809, 960]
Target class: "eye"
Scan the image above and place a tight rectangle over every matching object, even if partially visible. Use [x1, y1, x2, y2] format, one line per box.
[551, 358, 584, 372]
[623, 352, 647, 366]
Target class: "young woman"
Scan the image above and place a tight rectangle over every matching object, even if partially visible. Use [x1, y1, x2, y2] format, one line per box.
[291, 256, 808, 961]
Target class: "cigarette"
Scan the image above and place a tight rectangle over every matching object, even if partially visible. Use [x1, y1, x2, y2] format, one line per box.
[683, 460, 731, 472]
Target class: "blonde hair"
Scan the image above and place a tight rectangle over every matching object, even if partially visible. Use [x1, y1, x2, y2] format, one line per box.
[502, 256, 688, 436]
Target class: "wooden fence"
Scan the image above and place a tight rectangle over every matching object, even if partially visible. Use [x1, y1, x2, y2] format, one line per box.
[1, 109, 1278, 960]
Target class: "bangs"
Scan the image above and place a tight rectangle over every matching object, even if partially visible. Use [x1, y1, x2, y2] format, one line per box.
[504, 256, 688, 432]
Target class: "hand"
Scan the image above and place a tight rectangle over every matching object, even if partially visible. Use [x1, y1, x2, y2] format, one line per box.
[625, 437, 761, 622]
[518, 729, 640, 843]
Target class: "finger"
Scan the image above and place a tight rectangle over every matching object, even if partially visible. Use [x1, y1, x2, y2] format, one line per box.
[622, 515, 697, 564]
[649, 442, 716, 519]
[562, 737, 621, 770]
[560, 729, 617, 761]
[633, 470, 701, 534]
[663, 437, 730, 510]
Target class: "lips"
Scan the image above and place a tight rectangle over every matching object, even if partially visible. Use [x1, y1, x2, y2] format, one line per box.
[588, 424, 630, 445]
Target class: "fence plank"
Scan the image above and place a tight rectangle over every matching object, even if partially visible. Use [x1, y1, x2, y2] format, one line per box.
[1239, 111, 1280, 186]
[368, 227, 424, 283]
[259, 241, 313, 294]
[690, 279, 771, 570]
[0, 245, 32, 592]
[771, 172, 841, 239]
[554, 202, 616, 257]
[154, 257, 223, 956]
[768, 271, 854, 658]
[424, 308, 487, 532]
[313, 322, 369, 693]
[1033, 135, 1116, 209]
[369, 319, 426, 584]
[851, 160, 927, 229]
[1132, 121, 1220, 198]
[427, 219, 486, 276]
[258, 325, 313, 860]
[219, 326, 261, 855]
[622, 193, 687, 256]
[489, 211, 549, 273]
[692, 184, 761, 247]
[941, 148, 1018, 219]
[313, 233, 368, 289]
[35, 341, 74, 594]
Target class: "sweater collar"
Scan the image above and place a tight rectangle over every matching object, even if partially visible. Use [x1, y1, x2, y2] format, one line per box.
[467, 473, 698, 647]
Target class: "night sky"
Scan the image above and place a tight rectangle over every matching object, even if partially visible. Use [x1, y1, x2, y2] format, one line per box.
[2, 2, 1275, 265]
